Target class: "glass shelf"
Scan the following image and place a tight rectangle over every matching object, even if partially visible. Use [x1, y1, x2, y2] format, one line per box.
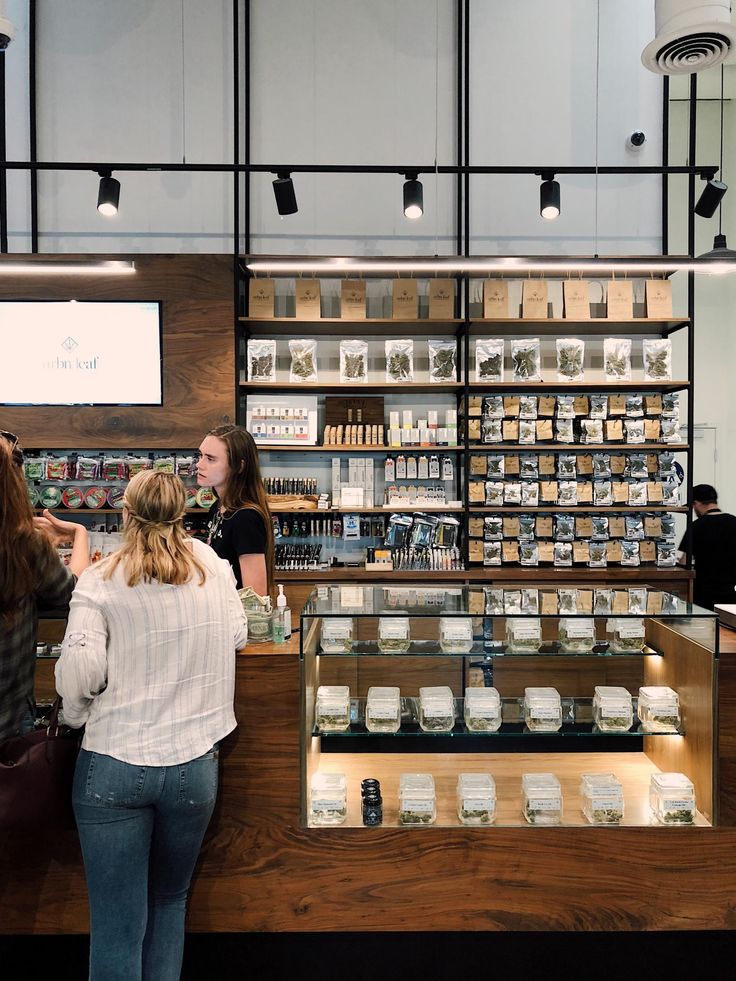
[315, 640, 663, 658]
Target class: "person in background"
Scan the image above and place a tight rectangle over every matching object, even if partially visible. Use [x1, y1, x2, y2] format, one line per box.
[678, 483, 736, 610]
[197, 424, 274, 596]
[56, 470, 247, 981]
[0, 431, 88, 744]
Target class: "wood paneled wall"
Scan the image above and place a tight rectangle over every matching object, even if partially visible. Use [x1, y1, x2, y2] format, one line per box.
[0, 255, 235, 448]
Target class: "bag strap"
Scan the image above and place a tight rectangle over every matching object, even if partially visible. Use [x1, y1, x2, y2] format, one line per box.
[46, 696, 63, 736]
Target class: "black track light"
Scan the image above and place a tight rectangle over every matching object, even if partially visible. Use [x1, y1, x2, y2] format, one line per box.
[540, 171, 560, 220]
[272, 172, 298, 216]
[97, 170, 120, 217]
[403, 173, 423, 220]
[694, 177, 728, 218]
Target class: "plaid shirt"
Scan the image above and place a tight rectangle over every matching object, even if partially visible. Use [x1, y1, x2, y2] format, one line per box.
[0, 541, 75, 743]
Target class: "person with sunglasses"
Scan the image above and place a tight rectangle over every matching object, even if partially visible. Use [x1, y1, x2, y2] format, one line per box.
[0, 432, 89, 743]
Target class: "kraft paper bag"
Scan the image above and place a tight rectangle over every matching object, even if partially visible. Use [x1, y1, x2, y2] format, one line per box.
[609, 516, 625, 538]
[502, 541, 520, 563]
[647, 592, 663, 614]
[536, 516, 553, 537]
[483, 279, 509, 319]
[645, 279, 673, 318]
[248, 278, 275, 318]
[392, 279, 419, 319]
[576, 516, 594, 537]
[469, 516, 484, 537]
[574, 542, 590, 563]
[341, 280, 366, 319]
[469, 540, 484, 562]
[648, 481, 664, 503]
[645, 394, 663, 416]
[608, 543, 623, 565]
[577, 481, 593, 503]
[613, 481, 629, 503]
[468, 395, 483, 416]
[640, 541, 657, 563]
[606, 279, 634, 319]
[541, 481, 558, 502]
[468, 589, 485, 615]
[608, 395, 627, 416]
[573, 395, 589, 416]
[644, 419, 661, 441]
[536, 419, 554, 441]
[428, 279, 455, 320]
[469, 481, 485, 503]
[503, 517, 520, 537]
[503, 420, 519, 441]
[539, 454, 556, 475]
[505, 454, 520, 474]
[295, 279, 321, 319]
[564, 280, 590, 320]
[645, 517, 662, 538]
[646, 454, 659, 473]
[610, 454, 626, 474]
[578, 454, 593, 475]
[577, 591, 593, 614]
[468, 419, 482, 441]
[522, 279, 549, 319]
[539, 544, 556, 565]
[612, 588, 628, 611]
[503, 396, 520, 417]
[606, 420, 624, 442]
[470, 456, 487, 476]
[538, 396, 557, 416]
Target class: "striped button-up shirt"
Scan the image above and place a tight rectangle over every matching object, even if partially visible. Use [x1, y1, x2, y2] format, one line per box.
[55, 538, 248, 766]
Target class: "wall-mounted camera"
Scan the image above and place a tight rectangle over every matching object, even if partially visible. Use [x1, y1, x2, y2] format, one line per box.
[627, 131, 646, 151]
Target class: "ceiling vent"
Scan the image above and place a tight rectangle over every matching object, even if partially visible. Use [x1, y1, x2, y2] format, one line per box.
[642, 0, 736, 74]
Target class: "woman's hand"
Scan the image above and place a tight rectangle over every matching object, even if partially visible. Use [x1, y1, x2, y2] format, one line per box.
[34, 509, 86, 547]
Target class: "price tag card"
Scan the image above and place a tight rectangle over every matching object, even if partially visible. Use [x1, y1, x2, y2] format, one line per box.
[428, 279, 455, 320]
[470, 456, 487, 475]
[469, 481, 485, 503]
[645, 279, 673, 318]
[248, 278, 275, 318]
[522, 279, 548, 318]
[295, 279, 322, 319]
[469, 395, 483, 416]
[577, 481, 593, 503]
[576, 516, 594, 537]
[483, 279, 509, 319]
[640, 541, 657, 562]
[647, 591, 664, 614]
[613, 588, 629, 611]
[536, 419, 554, 441]
[577, 590, 593, 613]
[573, 395, 590, 416]
[469, 517, 485, 538]
[613, 481, 629, 503]
[392, 279, 419, 319]
[607, 280, 634, 319]
[468, 419, 482, 441]
[564, 280, 590, 320]
[610, 454, 626, 474]
[644, 419, 661, 440]
[645, 516, 662, 537]
[574, 542, 591, 563]
[609, 516, 625, 537]
[647, 454, 659, 473]
[469, 540, 484, 562]
[341, 280, 366, 319]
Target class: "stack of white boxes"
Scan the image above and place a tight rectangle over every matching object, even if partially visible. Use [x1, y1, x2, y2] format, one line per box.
[332, 457, 375, 507]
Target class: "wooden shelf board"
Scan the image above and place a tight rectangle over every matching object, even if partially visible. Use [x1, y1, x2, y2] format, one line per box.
[32, 508, 209, 515]
[273, 506, 463, 514]
[464, 567, 694, 580]
[468, 318, 689, 336]
[468, 506, 687, 513]
[277, 569, 470, 581]
[466, 381, 690, 393]
[257, 444, 461, 453]
[242, 381, 464, 392]
[466, 444, 690, 452]
[241, 317, 463, 336]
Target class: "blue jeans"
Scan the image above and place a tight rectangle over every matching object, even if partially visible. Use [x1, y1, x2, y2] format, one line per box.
[72, 746, 219, 981]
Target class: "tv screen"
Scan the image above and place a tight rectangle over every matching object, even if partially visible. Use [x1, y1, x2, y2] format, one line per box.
[0, 300, 163, 406]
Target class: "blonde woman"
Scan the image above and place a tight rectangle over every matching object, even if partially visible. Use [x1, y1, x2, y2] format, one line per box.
[56, 470, 247, 981]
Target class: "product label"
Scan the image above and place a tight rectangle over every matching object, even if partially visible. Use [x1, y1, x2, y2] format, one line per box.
[403, 799, 434, 813]
[462, 798, 494, 812]
[527, 797, 561, 811]
[442, 623, 472, 641]
[616, 620, 645, 638]
[512, 625, 541, 641]
[600, 703, 632, 718]
[564, 622, 595, 639]
[650, 703, 679, 717]
[589, 796, 623, 810]
[379, 621, 409, 640]
[662, 798, 695, 812]
[423, 705, 453, 719]
[530, 709, 560, 721]
[466, 706, 499, 719]
[368, 705, 398, 720]
[311, 799, 343, 811]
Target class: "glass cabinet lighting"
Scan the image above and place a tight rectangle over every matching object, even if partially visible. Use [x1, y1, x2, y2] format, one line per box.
[638, 686, 681, 733]
[463, 687, 502, 732]
[399, 773, 436, 825]
[505, 617, 542, 653]
[523, 687, 563, 732]
[418, 686, 456, 732]
[309, 772, 348, 826]
[580, 772, 625, 825]
[593, 686, 634, 732]
[320, 617, 354, 654]
[439, 616, 474, 653]
[315, 685, 351, 732]
[649, 772, 695, 825]
[365, 686, 402, 733]
[377, 616, 411, 653]
[522, 772, 563, 825]
[558, 617, 596, 653]
[457, 773, 496, 825]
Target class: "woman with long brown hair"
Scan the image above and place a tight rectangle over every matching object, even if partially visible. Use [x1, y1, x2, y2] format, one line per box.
[0, 431, 88, 744]
[56, 469, 247, 980]
[196, 424, 274, 595]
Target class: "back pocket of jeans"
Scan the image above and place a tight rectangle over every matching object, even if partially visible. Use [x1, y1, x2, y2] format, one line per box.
[178, 751, 218, 808]
[82, 752, 146, 807]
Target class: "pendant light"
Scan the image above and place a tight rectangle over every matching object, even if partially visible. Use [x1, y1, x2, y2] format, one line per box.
[403, 173, 423, 220]
[695, 66, 728, 218]
[273, 172, 298, 216]
[539, 172, 560, 220]
[697, 67, 736, 273]
[97, 170, 120, 216]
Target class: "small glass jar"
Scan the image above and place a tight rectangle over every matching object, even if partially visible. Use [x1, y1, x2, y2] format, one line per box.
[607, 617, 646, 653]
[439, 616, 474, 654]
[362, 794, 383, 827]
[650, 772, 695, 825]
[638, 686, 681, 733]
[457, 773, 496, 825]
[505, 617, 542, 653]
[464, 687, 502, 732]
[320, 617, 354, 654]
[523, 687, 562, 732]
[419, 686, 455, 732]
[580, 773, 624, 825]
[315, 685, 351, 732]
[399, 773, 436, 825]
[377, 616, 411, 653]
[593, 686, 634, 732]
[309, 772, 348, 826]
[365, 686, 401, 733]
[558, 617, 596, 653]
[522, 772, 563, 825]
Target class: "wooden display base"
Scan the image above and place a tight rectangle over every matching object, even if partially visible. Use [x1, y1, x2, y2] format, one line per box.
[267, 495, 319, 511]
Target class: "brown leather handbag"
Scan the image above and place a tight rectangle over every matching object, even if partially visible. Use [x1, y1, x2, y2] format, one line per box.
[0, 698, 82, 831]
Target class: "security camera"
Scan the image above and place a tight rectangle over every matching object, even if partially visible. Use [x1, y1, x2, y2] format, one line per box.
[627, 131, 646, 151]
[0, 14, 15, 50]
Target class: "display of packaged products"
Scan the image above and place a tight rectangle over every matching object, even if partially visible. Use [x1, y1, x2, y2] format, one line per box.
[559, 617, 595, 652]
[385, 338, 415, 383]
[558, 481, 577, 506]
[657, 541, 677, 567]
[649, 772, 695, 825]
[625, 515, 644, 540]
[46, 457, 70, 481]
[315, 685, 351, 732]
[457, 772, 497, 825]
[556, 337, 585, 381]
[620, 540, 640, 565]
[519, 541, 539, 566]
[604, 338, 632, 381]
[638, 686, 680, 733]
[625, 419, 645, 444]
[428, 339, 457, 382]
[339, 339, 368, 383]
[628, 454, 648, 479]
[439, 616, 473, 653]
[196, 487, 217, 509]
[288, 338, 318, 382]
[591, 515, 609, 539]
[581, 419, 603, 444]
[248, 339, 277, 381]
[475, 339, 504, 383]
[643, 338, 672, 381]
[628, 482, 648, 507]
[661, 418, 682, 443]
[661, 481, 680, 506]
[504, 481, 522, 504]
[320, 617, 354, 654]
[485, 481, 504, 506]
[588, 541, 608, 567]
[484, 541, 502, 566]
[23, 457, 47, 481]
[506, 618, 542, 653]
[594, 480, 613, 506]
[511, 338, 542, 382]
[39, 486, 63, 508]
[74, 456, 99, 480]
[377, 616, 411, 653]
[558, 588, 577, 614]
[519, 454, 538, 478]
[557, 455, 576, 478]
[176, 455, 194, 477]
[419, 686, 455, 732]
[522, 772, 563, 824]
[484, 516, 503, 540]
[593, 686, 633, 732]
[662, 393, 680, 417]
[519, 420, 536, 444]
[555, 515, 575, 541]
[399, 773, 436, 825]
[84, 486, 108, 510]
[310, 772, 348, 826]
[60, 486, 84, 509]
[556, 395, 575, 418]
[102, 457, 128, 481]
[365, 686, 401, 733]
[128, 456, 152, 477]
[185, 486, 198, 509]
[555, 419, 575, 443]
[580, 773, 624, 825]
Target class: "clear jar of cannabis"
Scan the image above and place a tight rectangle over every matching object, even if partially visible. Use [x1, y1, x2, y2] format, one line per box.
[523, 687, 562, 732]
[593, 686, 634, 732]
[505, 617, 542, 653]
[399, 772, 436, 825]
[320, 617, 354, 654]
[649, 772, 695, 825]
[580, 773, 624, 825]
[365, 686, 402, 733]
[315, 685, 351, 732]
[309, 772, 348, 826]
[558, 617, 596, 653]
[522, 773, 563, 825]
[463, 686, 502, 732]
[377, 616, 411, 653]
[607, 617, 645, 653]
[419, 686, 456, 732]
[638, 686, 681, 733]
[457, 773, 496, 825]
[439, 616, 474, 653]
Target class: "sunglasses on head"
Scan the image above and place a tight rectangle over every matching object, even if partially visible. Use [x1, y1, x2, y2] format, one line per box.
[0, 430, 24, 466]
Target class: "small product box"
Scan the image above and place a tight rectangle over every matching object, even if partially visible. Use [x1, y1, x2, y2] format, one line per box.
[522, 772, 563, 825]
[315, 685, 351, 732]
[649, 772, 695, 825]
[389, 411, 400, 430]
[402, 410, 413, 429]
[428, 410, 439, 430]
[457, 773, 496, 825]
[310, 772, 348, 826]
[580, 772, 624, 825]
[399, 773, 436, 825]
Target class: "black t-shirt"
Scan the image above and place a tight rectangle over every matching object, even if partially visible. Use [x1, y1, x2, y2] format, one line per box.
[207, 502, 267, 589]
[679, 510, 736, 608]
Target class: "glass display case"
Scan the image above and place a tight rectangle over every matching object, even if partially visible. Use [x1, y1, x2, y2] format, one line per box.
[300, 584, 718, 828]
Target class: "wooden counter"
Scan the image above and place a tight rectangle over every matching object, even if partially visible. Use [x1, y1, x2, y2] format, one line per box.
[3, 627, 736, 934]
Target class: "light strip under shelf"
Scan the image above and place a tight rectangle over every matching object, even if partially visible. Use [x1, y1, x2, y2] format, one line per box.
[0, 260, 136, 276]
